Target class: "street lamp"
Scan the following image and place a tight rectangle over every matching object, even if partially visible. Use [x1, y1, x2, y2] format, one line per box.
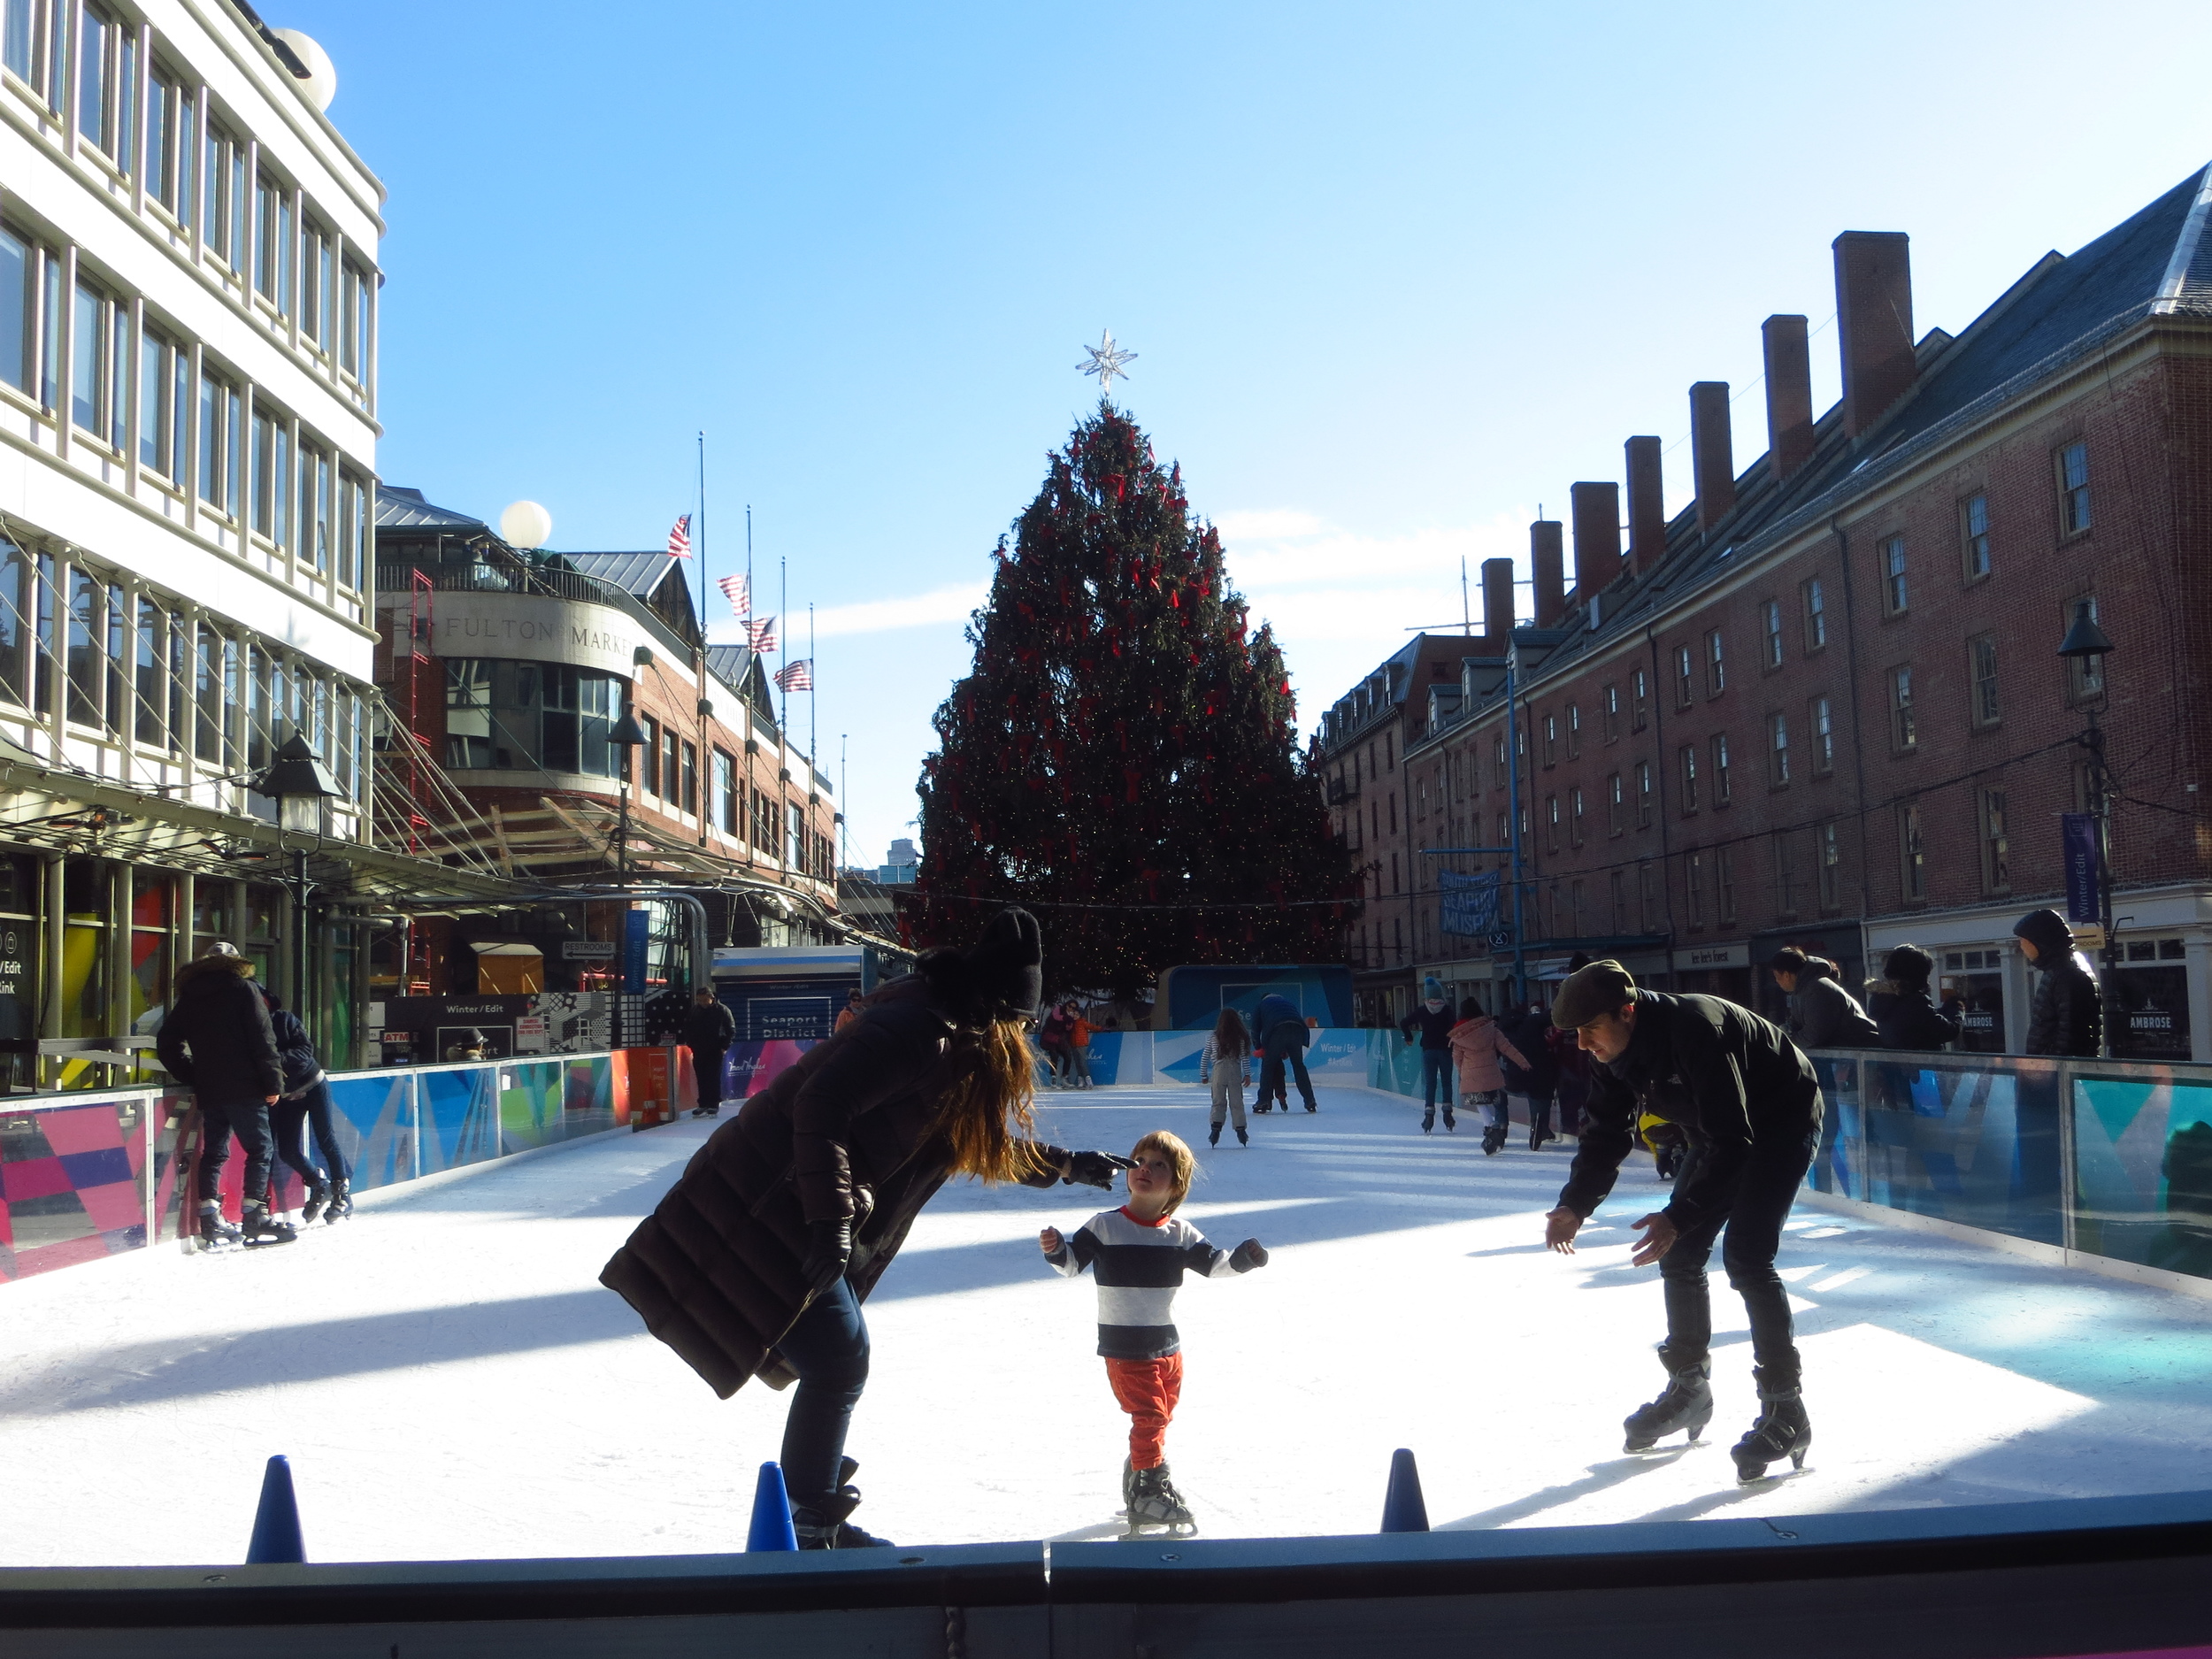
[252, 730, 342, 1025]
[2059, 603, 2117, 1051]
[606, 703, 650, 1038]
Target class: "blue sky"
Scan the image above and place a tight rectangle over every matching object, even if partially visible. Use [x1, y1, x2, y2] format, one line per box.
[287, 1, 2212, 869]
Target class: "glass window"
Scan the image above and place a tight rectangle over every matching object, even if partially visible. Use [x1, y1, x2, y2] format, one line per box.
[132, 595, 163, 748]
[1675, 642, 1694, 707]
[59, 859, 106, 1041]
[0, 222, 28, 395]
[192, 622, 219, 759]
[1705, 628, 1724, 695]
[1602, 683, 1618, 741]
[1567, 703, 1580, 757]
[1711, 733, 1730, 803]
[1684, 851, 1703, 930]
[642, 716, 661, 794]
[682, 742, 698, 815]
[1812, 695, 1833, 772]
[1763, 598, 1783, 668]
[300, 219, 332, 347]
[1679, 744, 1697, 812]
[1971, 634, 2000, 726]
[1609, 771, 1623, 834]
[786, 800, 804, 868]
[1963, 493, 1990, 579]
[199, 371, 242, 515]
[1802, 577, 1826, 649]
[1980, 788, 2010, 893]
[65, 565, 101, 727]
[1818, 823, 1841, 911]
[1636, 759, 1653, 827]
[0, 537, 25, 708]
[1891, 666, 1916, 751]
[715, 749, 737, 833]
[1571, 786, 1584, 845]
[1882, 535, 1908, 612]
[443, 657, 492, 769]
[1632, 668, 1647, 731]
[1899, 803, 1926, 902]
[2060, 442, 2091, 534]
[1774, 832, 1800, 915]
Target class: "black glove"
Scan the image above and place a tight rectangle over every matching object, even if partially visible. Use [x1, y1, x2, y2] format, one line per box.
[1064, 1149, 1136, 1189]
[800, 1218, 852, 1294]
[1229, 1238, 1269, 1272]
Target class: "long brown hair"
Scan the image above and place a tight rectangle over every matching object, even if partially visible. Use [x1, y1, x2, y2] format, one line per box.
[1212, 1007, 1250, 1056]
[934, 1018, 1051, 1182]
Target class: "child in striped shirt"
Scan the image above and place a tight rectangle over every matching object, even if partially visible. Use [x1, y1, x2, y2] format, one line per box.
[1039, 1129, 1269, 1533]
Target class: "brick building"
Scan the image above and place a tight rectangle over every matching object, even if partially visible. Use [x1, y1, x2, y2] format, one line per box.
[372, 487, 844, 1001]
[1314, 163, 2212, 1056]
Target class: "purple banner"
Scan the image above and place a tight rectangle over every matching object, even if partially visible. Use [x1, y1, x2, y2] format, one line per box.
[2062, 812, 2101, 924]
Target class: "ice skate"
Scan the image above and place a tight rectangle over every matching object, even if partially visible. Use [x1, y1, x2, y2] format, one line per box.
[793, 1466, 891, 1548]
[323, 1179, 352, 1223]
[1421, 1112, 1433, 1134]
[196, 1201, 242, 1250]
[1480, 1121, 1506, 1156]
[1442, 1112, 1455, 1132]
[1732, 1375, 1811, 1480]
[1234, 1125, 1248, 1147]
[1118, 1456, 1136, 1516]
[301, 1179, 333, 1225]
[240, 1200, 297, 1247]
[1208, 1122, 1221, 1147]
[1125, 1463, 1196, 1537]
[1622, 1347, 1713, 1453]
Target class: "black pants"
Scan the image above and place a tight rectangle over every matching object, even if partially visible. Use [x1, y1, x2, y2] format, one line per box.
[693, 1047, 727, 1112]
[1659, 1108, 1821, 1389]
[777, 1275, 870, 1508]
[270, 1081, 349, 1192]
[1259, 1038, 1316, 1110]
[195, 1098, 275, 1207]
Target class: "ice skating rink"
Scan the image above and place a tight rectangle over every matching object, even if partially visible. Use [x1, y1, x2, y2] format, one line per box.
[6, 1082, 2212, 1566]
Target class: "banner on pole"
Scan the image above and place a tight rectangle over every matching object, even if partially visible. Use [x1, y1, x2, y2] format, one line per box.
[2062, 812, 2101, 924]
[1440, 870, 1502, 939]
[622, 908, 650, 995]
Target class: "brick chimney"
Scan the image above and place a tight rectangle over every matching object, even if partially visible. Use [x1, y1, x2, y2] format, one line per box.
[1763, 313, 1815, 480]
[1531, 519, 1564, 628]
[1481, 556, 1516, 641]
[1833, 231, 1915, 438]
[1569, 481, 1621, 598]
[1624, 435, 1665, 572]
[1690, 380, 1735, 533]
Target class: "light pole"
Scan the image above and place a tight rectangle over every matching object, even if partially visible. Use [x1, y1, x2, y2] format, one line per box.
[251, 730, 342, 1031]
[607, 703, 650, 1040]
[2058, 602, 2116, 1052]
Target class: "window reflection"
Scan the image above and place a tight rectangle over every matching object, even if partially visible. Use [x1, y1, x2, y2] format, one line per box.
[444, 657, 624, 778]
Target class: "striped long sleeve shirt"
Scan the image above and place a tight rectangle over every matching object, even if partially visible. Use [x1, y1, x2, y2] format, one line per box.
[1045, 1206, 1252, 1359]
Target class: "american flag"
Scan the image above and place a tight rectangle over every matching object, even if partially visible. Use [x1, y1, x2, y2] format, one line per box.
[774, 659, 813, 692]
[716, 572, 750, 618]
[744, 615, 777, 653]
[666, 514, 692, 557]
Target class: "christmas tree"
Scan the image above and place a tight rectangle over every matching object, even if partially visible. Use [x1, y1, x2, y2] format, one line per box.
[911, 401, 1359, 998]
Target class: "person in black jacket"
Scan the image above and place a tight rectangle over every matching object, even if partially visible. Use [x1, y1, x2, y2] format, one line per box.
[1500, 1001, 1560, 1157]
[1865, 945, 1963, 1051]
[1542, 959, 1821, 1481]
[155, 943, 293, 1248]
[2015, 909, 2103, 1056]
[1399, 977, 1459, 1133]
[683, 987, 739, 1118]
[1768, 949, 1879, 1048]
[1255, 992, 1317, 1114]
[260, 987, 353, 1225]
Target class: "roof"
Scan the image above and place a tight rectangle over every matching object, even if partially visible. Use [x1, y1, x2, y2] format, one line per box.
[1392, 162, 2212, 758]
[552, 552, 690, 599]
[376, 486, 487, 534]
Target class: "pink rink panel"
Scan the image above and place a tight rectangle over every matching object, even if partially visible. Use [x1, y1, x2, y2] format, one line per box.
[31, 1103, 130, 1156]
[73, 1180, 148, 1233]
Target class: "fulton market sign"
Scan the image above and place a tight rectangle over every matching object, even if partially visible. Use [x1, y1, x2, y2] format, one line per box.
[434, 592, 644, 679]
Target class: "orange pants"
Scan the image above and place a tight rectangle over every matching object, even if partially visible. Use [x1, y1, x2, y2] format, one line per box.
[1104, 1353, 1184, 1469]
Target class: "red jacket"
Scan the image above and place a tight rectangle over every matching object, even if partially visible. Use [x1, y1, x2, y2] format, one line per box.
[1447, 1017, 1529, 1094]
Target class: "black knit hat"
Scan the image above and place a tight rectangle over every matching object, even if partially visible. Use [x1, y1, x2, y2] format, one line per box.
[920, 908, 1045, 1025]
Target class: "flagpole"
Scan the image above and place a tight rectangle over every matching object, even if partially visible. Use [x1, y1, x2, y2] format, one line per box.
[695, 432, 710, 854]
[780, 554, 788, 735]
[809, 601, 817, 776]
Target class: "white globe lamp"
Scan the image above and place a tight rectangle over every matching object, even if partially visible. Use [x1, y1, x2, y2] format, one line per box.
[271, 30, 337, 112]
[500, 500, 554, 549]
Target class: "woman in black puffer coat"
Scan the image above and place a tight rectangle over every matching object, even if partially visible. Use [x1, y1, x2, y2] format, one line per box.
[1865, 945, 1963, 1051]
[260, 988, 353, 1224]
[600, 909, 1132, 1549]
[2014, 909, 2103, 1056]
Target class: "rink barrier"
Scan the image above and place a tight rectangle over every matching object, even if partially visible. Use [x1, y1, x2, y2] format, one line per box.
[0, 1487, 2208, 1653]
[0, 1047, 697, 1285]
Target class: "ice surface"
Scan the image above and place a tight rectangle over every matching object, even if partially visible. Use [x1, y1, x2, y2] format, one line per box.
[4, 1083, 2209, 1566]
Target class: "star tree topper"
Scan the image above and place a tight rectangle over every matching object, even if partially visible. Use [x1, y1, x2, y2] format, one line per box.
[1078, 329, 1137, 398]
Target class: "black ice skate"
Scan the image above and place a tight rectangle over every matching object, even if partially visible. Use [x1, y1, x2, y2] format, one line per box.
[1209, 1123, 1222, 1147]
[1234, 1125, 1248, 1147]
[1125, 1463, 1196, 1537]
[1119, 1456, 1136, 1516]
[1443, 1112, 1455, 1132]
[1623, 1346, 1714, 1453]
[301, 1179, 332, 1225]
[240, 1201, 297, 1247]
[323, 1179, 352, 1223]
[792, 1486, 892, 1548]
[1421, 1112, 1434, 1134]
[196, 1202, 242, 1250]
[1480, 1122, 1507, 1156]
[1731, 1375, 1811, 1480]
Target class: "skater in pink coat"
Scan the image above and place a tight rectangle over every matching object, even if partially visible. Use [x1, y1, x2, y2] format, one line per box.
[1447, 996, 1529, 1153]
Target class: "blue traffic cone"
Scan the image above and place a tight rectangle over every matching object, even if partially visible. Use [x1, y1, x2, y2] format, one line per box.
[245, 1455, 306, 1564]
[1380, 1447, 1430, 1533]
[746, 1462, 798, 1552]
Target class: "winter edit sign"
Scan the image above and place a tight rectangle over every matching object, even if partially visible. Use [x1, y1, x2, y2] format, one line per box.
[2062, 813, 2101, 924]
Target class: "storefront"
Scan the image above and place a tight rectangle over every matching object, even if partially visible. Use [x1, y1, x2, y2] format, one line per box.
[2108, 935, 2193, 1062]
[1936, 946, 2010, 1054]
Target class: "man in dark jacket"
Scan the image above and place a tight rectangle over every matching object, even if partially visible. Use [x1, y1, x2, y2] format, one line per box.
[2015, 909, 2103, 1056]
[1398, 976, 1458, 1132]
[155, 943, 292, 1248]
[1543, 959, 1821, 1481]
[682, 987, 738, 1119]
[1865, 944, 1963, 1051]
[1255, 992, 1317, 1113]
[1769, 948, 1879, 1048]
[1502, 1001, 1561, 1156]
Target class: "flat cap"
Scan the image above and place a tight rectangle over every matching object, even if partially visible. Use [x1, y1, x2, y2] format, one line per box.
[1552, 959, 1637, 1029]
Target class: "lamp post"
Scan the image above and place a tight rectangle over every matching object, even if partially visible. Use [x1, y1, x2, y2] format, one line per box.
[251, 730, 342, 1030]
[607, 703, 650, 1038]
[2058, 602, 2116, 1053]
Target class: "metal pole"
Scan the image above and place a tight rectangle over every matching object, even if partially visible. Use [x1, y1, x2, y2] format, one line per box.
[1505, 655, 1527, 1008]
[291, 844, 309, 1031]
[2088, 708, 2116, 1059]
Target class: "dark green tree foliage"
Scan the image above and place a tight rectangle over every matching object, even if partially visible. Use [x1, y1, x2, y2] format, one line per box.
[913, 403, 1359, 997]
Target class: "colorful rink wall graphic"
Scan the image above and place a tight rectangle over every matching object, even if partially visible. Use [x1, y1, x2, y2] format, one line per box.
[10, 1036, 2212, 1290]
[3, 1048, 684, 1283]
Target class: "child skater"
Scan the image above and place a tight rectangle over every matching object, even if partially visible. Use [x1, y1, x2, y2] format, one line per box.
[1039, 1130, 1269, 1533]
[1199, 1009, 1253, 1146]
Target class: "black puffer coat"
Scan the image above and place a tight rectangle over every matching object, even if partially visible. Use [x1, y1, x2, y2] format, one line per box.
[155, 956, 282, 1106]
[601, 979, 1074, 1399]
[2016, 909, 2103, 1057]
[680, 996, 736, 1056]
[1865, 979, 1962, 1051]
[1790, 959, 1880, 1048]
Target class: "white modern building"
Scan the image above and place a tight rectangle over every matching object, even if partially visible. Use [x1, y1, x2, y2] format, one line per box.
[0, 2, 459, 1089]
